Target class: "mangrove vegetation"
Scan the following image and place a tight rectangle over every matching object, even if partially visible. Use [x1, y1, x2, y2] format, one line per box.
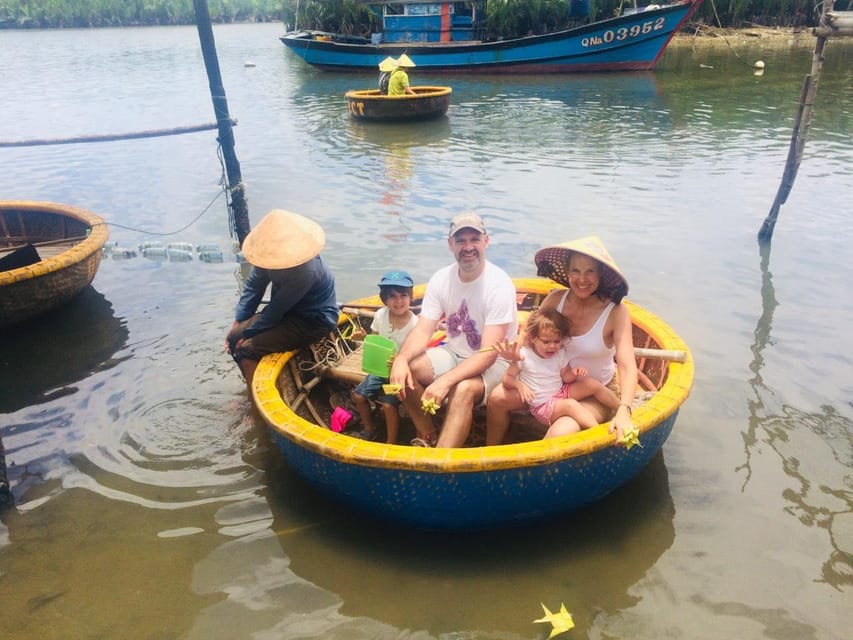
[0, 0, 284, 27]
[1, 0, 849, 35]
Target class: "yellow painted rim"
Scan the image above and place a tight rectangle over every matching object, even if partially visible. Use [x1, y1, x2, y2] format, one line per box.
[0, 200, 109, 286]
[253, 278, 693, 473]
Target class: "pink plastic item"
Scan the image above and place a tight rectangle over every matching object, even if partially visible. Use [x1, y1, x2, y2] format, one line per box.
[330, 406, 353, 432]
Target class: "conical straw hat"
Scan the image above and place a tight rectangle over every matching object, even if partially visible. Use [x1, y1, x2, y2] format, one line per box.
[378, 56, 398, 72]
[534, 236, 629, 302]
[241, 209, 325, 269]
[396, 53, 416, 68]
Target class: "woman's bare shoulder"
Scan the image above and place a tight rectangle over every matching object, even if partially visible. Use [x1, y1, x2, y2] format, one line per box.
[540, 288, 565, 308]
[608, 301, 633, 328]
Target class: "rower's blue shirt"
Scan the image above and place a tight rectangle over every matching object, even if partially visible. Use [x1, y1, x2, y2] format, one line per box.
[235, 255, 338, 338]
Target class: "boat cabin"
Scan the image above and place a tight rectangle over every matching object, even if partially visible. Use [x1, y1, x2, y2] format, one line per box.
[367, 0, 485, 43]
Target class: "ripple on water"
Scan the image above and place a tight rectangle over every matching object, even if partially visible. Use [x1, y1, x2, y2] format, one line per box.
[51, 391, 264, 510]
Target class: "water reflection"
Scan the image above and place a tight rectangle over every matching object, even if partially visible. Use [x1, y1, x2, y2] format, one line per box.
[347, 117, 452, 242]
[0, 286, 128, 413]
[741, 244, 853, 589]
[264, 452, 675, 636]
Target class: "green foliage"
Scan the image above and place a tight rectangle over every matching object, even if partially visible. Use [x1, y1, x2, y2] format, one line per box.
[280, 0, 380, 35]
[0, 0, 284, 27]
[485, 0, 571, 39]
[1, 0, 848, 30]
[689, 0, 828, 28]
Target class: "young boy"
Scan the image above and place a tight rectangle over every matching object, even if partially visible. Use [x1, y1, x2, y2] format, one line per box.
[352, 271, 418, 443]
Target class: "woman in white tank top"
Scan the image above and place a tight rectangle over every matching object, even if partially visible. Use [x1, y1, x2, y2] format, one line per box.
[486, 236, 638, 444]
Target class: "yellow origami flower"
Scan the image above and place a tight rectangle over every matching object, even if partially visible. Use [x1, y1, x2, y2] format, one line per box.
[382, 383, 402, 395]
[618, 426, 642, 450]
[421, 397, 440, 415]
[533, 602, 575, 638]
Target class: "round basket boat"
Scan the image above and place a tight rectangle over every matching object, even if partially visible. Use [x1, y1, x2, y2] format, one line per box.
[345, 86, 452, 122]
[0, 201, 109, 328]
[252, 277, 693, 530]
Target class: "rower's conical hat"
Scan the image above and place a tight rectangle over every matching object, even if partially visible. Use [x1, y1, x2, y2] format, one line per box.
[396, 53, 416, 68]
[534, 236, 629, 302]
[241, 209, 325, 269]
[378, 56, 398, 72]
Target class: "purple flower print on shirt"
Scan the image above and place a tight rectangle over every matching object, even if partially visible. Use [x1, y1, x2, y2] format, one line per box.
[446, 299, 481, 350]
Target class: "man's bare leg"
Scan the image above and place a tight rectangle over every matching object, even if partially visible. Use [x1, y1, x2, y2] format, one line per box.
[436, 377, 484, 448]
[402, 354, 438, 441]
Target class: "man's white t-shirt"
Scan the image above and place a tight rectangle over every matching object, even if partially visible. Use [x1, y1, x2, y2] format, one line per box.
[420, 261, 518, 357]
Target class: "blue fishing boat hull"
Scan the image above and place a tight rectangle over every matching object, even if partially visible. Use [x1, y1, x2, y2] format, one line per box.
[280, 2, 703, 73]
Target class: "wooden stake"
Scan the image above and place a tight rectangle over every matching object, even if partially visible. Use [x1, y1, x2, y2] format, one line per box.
[193, 0, 251, 246]
[758, 0, 835, 243]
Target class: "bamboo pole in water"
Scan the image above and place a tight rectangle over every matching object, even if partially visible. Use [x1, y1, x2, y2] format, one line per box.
[0, 121, 232, 148]
[193, 0, 251, 246]
[757, 0, 837, 243]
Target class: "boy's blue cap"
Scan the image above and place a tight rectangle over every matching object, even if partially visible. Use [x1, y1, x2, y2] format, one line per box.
[378, 270, 413, 287]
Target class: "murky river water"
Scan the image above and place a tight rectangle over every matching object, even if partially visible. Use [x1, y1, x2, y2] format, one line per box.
[0, 23, 851, 639]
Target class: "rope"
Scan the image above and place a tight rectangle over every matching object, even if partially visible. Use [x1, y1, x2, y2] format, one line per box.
[3, 118, 238, 240]
[216, 142, 241, 242]
[91, 187, 225, 237]
[710, 0, 750, 66]
[298, 314, 362, 373]
[0, 120, 236, 148]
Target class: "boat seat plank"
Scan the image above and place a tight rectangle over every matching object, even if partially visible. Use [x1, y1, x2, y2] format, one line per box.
[320, 343, 367, 384]
[0, 240, 79, 259]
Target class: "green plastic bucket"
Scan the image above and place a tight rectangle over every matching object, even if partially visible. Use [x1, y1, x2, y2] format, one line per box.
[362, 334, 396, 377]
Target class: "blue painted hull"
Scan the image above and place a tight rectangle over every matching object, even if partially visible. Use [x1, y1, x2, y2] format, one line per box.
[280, 2, 703, 73]
[271, 411, 677, 530]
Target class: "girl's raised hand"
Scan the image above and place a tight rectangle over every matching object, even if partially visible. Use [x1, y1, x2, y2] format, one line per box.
[492, 339, 522, 362]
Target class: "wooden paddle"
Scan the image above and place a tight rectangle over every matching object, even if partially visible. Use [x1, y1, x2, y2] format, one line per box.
[477, 342, 686, 362]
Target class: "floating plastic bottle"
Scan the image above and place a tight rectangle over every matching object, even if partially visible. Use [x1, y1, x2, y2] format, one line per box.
[167, 241, 194, 253]
[167, 248, 193, 262]
[102, 241, 120, 256]
[142, 246, 169, 260]
[199, 250, 224, 263]
[138, 241, 165, 252]
[196, 243, 221, 253]
[111, 247, 137, 259]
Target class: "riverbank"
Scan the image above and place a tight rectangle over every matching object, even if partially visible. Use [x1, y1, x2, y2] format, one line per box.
[674, 24, 814, 45]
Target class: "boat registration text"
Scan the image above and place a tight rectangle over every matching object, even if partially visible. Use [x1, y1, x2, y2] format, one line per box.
[582, 17, 666, 48]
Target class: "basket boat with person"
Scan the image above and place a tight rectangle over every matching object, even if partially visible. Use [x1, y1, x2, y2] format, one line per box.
[346, 86, 452, 122]
[249, 244, 694, 530]
[347, 53, 452, 122]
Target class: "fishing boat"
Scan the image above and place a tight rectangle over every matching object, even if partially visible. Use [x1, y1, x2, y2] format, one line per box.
[252, 277, 693, 530]
[0, 201, 109, 328]
[346, 86, 452, 121]
[281, 0, 704, 73]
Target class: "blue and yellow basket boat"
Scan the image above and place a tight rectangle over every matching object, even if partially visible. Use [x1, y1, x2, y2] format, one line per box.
[253, 277, 693, 530]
